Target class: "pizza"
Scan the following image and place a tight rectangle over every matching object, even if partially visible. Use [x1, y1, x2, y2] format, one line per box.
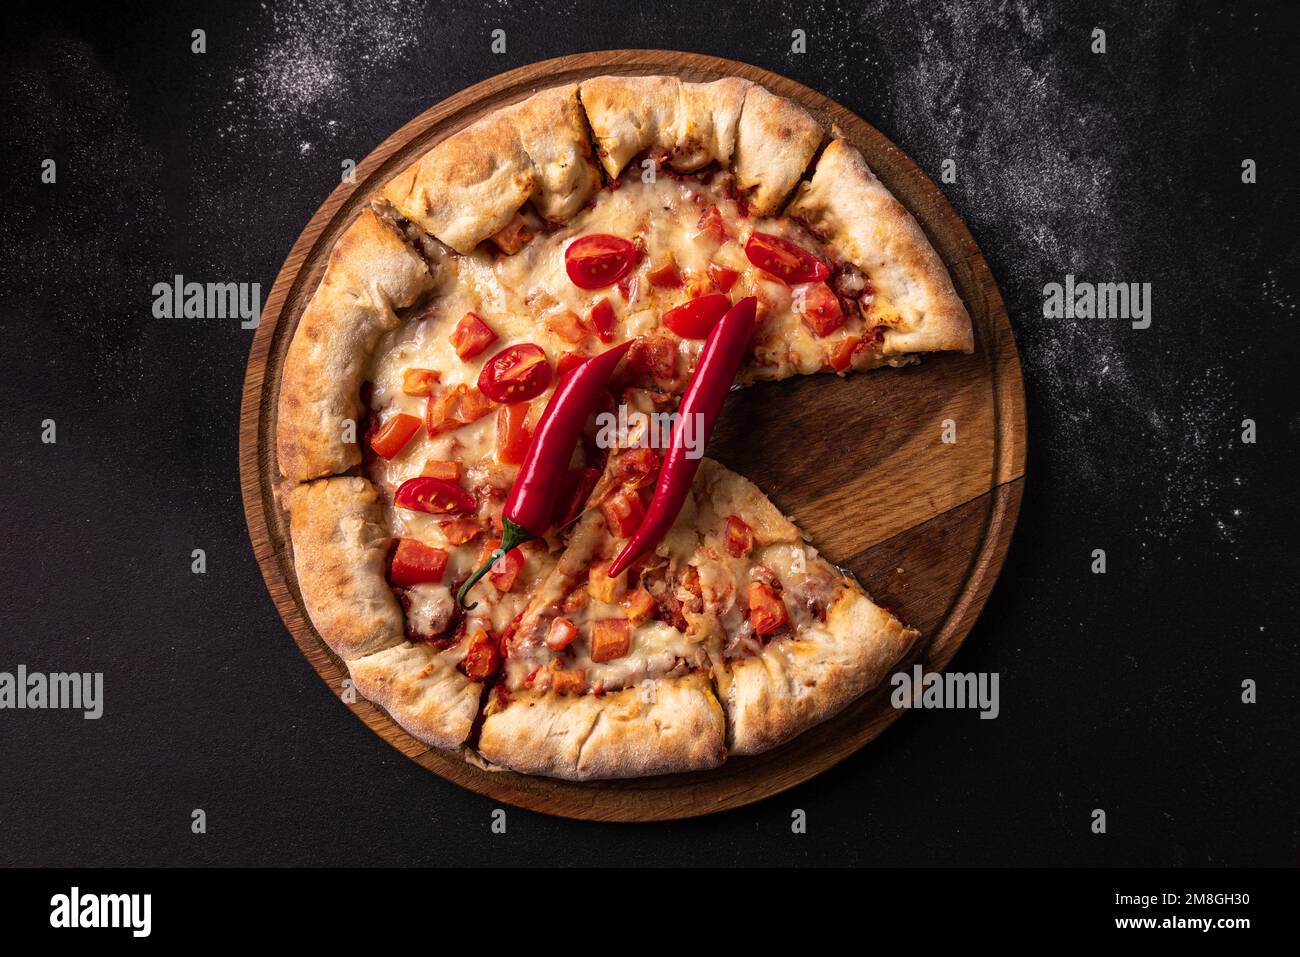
[275, 75, 973, 781]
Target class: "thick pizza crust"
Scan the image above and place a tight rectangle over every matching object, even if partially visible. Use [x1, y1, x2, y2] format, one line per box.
[579, 75, 751, 177]
[347, 641, 481, 750]
[785, 137, 974, 355]
[733, 84, 824, 215]
[478, 673, 726, 780]
[285, 476, 403, 661]
[720, 590, 919, 755]
[277, 209, 434, 482]
[382, 84, 600, 254]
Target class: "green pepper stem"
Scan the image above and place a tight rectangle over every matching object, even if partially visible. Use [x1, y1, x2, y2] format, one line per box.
[456, 518, 535, 609]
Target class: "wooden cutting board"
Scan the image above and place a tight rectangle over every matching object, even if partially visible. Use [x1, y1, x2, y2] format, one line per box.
[238, 50, 1026, 822]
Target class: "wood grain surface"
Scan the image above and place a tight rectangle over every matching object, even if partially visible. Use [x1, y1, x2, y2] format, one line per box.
[238, 50, 1026, 822]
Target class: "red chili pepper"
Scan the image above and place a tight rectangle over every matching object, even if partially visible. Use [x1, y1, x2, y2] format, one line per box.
[607, 296, 756, 578]
[457, 340, 632, 608]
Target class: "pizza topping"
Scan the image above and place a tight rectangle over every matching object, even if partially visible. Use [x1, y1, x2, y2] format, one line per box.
[544, 616, 580, 651]
[622, 335, 678, 384]
[564, 234, 637, 290]
[462, 628, 502, 681]
[589, 618, 631, 662]
[646, 257, 683, 289]
[458, 342, 632, 609]
[585, 297, 617, 343]
[662, 292, 731, 340]
[708, 263, 740, 293]
[450, 312, 498, 361]
[478, 536, 525, 593]
[420, 459, 461, 481]
[832, 261, 869, 299]
[394, 476, 477, 515]
[723, 515, 754, 557]
[490, 212, 534, 255]
[748, 581, 789, 636]
[438, 518, 483, 545]
[546, 309, 589, 344]
[696, 203, 727, 244]
[600, 486, 646, 539]
[477, 343, 552, 403]
[550, 664, 588, 695]
[793, 282, 846, 337]
[495, 402, 532, 466]
[388, 538, 449, 587]
[609, 297, 757, 577]
[621, 587, 656, 625]
[368, 412, 422, 460]
[588, 560, 627, 604]
[401, 368, 441, 396]
[744, 231, 830, 284]
[426, 383, 494, 436]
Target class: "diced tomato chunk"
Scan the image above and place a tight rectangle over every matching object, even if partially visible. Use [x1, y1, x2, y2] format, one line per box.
[616, 446, 660, 487]
[708, 263, 740, 293]
[368, 412, 421, 460]
[438, 518, 482, 545]
[388, 538, 449, 587]
[402, 368, 441, 396]
[585, 298, 617, 343]
[545, 616, 580, 651]
[748, 582, 789, 636]
[421, 459, 461, 481]
[450, 312, 498, 360]
[589, 618, 631, 663]
[724, 515, 754, 558]
[479, 538, 525, 593]
[829, 335, 862, 373]
[462, 629, 502, 681]
[646, 258, 683, 289]
[600, 488, 645, 539]
[621, 587, 656, 625]
[496, 402, 532, 466]
[426, 384, 494, 437]
[696, 204, 727, 244]
[490, 212, 533, 254]
[793, 282, 846, 337]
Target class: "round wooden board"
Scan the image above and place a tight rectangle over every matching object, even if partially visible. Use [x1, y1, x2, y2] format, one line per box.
[239, 50, 1026, 822]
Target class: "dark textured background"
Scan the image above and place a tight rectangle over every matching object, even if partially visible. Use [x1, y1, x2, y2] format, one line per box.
[1, 0, 1296, 866]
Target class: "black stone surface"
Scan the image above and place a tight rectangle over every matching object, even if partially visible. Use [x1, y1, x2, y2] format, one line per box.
[0, 0, 1295, 866]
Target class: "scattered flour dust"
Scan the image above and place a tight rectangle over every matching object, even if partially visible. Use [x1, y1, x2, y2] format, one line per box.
[220, 0, 421, 140]
[854, 1, 1239, 546]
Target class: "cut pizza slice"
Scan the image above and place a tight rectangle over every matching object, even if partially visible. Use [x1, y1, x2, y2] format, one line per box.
[475, 447, 917, 779]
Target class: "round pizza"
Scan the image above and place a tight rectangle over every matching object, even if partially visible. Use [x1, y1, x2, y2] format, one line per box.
[276, 75, 974, 781]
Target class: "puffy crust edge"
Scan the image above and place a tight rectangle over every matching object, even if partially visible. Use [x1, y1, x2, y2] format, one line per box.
[578, 75, 751, 177]
[721, 590, 920, 756]
[285, 476, 404, 661]
[347, 642, 481, 750]
[276, 209, 434, 482]
[733, 83, 824, 216]
[478, 673, 726, 780]
[785, 137, 974, 355]
[382, 84, 600, 254]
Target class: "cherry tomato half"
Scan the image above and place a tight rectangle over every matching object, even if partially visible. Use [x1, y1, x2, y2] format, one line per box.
[394, 476, 477, 515]
[477, 343, 552, 403]
[744, 231, 830, 284]
[565, 234, 637, 290]
[662, 293, 731, 339]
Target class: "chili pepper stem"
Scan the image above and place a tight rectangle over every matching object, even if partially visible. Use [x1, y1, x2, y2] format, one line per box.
[457, 518, 535, 609]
